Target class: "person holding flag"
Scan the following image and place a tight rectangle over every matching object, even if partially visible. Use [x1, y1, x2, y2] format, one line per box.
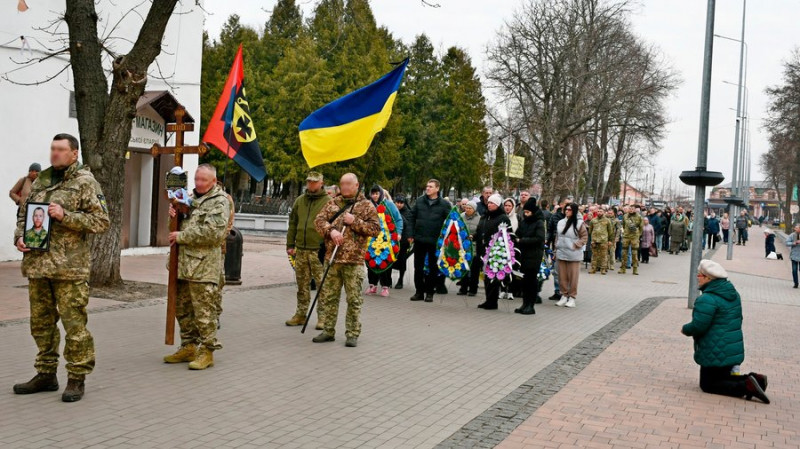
[295, 59, 408, 344]
[312, 174, 380, 348]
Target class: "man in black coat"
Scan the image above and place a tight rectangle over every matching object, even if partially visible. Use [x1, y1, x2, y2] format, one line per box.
[407, 179, 452, 302]
[515, 199, 546, 315]
[475, 194, 511, 310]
[476, 186, 493, 216]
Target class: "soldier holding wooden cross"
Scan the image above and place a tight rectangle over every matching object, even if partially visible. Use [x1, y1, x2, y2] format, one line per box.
[163, 164, 231, 370]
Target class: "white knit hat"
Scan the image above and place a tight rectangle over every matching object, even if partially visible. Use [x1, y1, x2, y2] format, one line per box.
[698, 259, 728, 279]
[488, 193, 503, 207]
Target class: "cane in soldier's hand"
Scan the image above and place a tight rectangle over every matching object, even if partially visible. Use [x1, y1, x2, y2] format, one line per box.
[300, 236, 344, 334]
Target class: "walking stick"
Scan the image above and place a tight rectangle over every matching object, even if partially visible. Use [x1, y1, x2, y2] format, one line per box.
[301, 234, 344, 334]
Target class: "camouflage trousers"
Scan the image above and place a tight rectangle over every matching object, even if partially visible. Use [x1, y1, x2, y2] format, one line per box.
[294, 248, 324, 320]
[591, 242, 609, 272]
[607, 243, 615, 271]
[321, 263, 365, 338]
[621, 237, 639, 269]
[28, 278, 95, 378]
[176, 280, 221, 351]
[214, 269, 225, 318]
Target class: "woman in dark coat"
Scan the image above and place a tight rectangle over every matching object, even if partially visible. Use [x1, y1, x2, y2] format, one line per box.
[514, 199, 546, 315]
[475, 194, 511, 310]
[681, 260, 769, 403]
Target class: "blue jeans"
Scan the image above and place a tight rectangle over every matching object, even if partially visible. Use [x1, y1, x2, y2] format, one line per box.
[793, 261, 799, 287]
[552, 258, 560, 294]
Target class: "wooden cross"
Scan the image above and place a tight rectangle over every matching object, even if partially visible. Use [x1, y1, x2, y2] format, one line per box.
[150, 106, 208, 166]
[150, 105, 208, 345]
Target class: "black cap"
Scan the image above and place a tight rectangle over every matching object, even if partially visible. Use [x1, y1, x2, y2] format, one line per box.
[29, 163, 41, 172]
[395, 195, 406, 203]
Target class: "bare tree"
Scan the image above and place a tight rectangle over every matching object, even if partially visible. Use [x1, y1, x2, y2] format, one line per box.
[764, 49, 800, 226]
[486, 0, 677, 202]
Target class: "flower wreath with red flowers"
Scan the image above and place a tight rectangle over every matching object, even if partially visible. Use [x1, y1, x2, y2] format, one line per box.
[365, 201, 400, 273]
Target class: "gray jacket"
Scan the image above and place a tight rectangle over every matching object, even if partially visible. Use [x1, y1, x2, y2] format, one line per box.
[785, 232, 800, 262]
[555, 218, 588, 262]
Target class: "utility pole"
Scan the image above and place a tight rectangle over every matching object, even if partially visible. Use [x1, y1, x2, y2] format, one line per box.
[725, 0, 747, 260]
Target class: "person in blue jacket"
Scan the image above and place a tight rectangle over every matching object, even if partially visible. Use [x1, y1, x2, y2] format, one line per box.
[682, 260, 769, 403]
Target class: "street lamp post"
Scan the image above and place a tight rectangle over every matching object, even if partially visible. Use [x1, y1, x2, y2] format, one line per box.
[681, 0, 725, 309]
[715, 0, 748, 260]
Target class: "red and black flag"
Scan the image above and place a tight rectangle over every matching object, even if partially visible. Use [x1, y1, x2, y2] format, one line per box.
[202, 44, 266, 182]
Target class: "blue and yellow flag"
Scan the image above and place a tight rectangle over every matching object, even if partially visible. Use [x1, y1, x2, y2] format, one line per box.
[299, 59, 409, 168]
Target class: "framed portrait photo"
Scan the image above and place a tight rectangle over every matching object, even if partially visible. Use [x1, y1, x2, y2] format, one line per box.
[23, 202, 51, 251]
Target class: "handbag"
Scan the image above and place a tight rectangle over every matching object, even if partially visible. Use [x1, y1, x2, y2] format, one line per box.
[713, 233, 720, 243]
[649, 245, 658, 257]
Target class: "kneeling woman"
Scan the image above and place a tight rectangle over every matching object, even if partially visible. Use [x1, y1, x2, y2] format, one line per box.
[681, 260, 769, 403]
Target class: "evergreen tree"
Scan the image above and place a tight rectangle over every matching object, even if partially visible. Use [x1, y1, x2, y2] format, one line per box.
[396, 34, 442, 197]
[435, 46, 489, 194]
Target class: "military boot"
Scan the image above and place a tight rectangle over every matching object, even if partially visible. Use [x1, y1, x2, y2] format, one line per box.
[163, 344, 197, 363]
[315, 321, 324, 330]
[345, 337, 358, 347]
[618, 266, 626, 274]
[633, 267, 639, 275]
[13, 372, 59, 394]
[588, 268, 596, 274]
[312, 332, 335, 343]
[285, 314, 306, 326]
[61, 377, 85, 402]
[188, 348, 214, 370]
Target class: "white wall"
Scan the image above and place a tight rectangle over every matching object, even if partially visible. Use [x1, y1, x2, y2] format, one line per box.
[0, 1, 204, 260]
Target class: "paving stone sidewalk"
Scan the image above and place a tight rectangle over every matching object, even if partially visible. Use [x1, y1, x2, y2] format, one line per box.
[1, 228, 796, 448]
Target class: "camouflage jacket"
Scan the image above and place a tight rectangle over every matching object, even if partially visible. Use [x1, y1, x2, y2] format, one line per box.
[622, 213, 644, 239]
[314, 193, 380, 264]
[588, 216, 615, 244]
[15, 162, 110, 280]
[176, 184, 231, 283]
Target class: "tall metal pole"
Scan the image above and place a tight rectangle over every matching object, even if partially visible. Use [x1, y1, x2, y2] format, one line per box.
[726, 0, 747, 260]
[688, 0, 717, 308]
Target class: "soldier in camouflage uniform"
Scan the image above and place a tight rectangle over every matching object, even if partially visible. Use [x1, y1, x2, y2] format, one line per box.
[286, 171, 330, 329]
[606, 209, 619, 272]
[12, 133, 109, 403]
[312, 173, 380, 348]
[619, 205, 644, 275]
[588, 211, 615, 274]
[24, 206, 49, 249]
[213, 184, 235, 328]
[163, 164, 231, 370]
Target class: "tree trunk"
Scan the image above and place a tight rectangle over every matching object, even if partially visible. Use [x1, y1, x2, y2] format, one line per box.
[66, 0, 180, 286]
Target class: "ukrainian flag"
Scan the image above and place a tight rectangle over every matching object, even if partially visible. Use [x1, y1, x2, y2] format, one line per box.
[299, 58, 409, 168]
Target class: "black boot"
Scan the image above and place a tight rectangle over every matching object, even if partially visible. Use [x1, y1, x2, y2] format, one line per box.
[395, 279, 404, 289]
[744, 375, 770, 404]
[548, 293, 562, 301]
[519, 296, 535, 315]
[534, 296, 543, 304]
[13, 372, 59, 394]
[410, 292, 424, 301]
[62, 377, 85, 402]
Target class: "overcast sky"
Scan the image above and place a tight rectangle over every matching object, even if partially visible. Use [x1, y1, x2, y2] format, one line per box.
[204, 0, 800, 196]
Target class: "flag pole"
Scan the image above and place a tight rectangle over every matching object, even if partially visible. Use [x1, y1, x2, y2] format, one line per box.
[222, 125, 233, 188]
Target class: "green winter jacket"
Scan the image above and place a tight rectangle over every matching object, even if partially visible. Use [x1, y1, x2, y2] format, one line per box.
[287, 189, 330, 251]
[682, 278, 745, 367]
